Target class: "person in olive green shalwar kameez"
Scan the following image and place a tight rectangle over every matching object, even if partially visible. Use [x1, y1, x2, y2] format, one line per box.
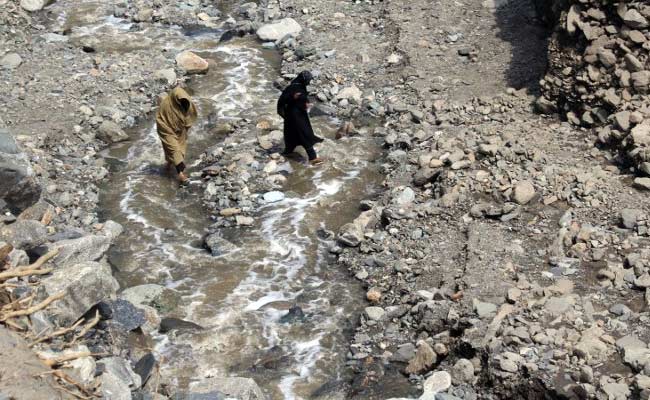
[156, 87, 198, 183]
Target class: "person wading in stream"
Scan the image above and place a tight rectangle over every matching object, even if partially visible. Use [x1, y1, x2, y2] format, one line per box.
[156, 86, 198, 184]
[277, 70, 324, 165]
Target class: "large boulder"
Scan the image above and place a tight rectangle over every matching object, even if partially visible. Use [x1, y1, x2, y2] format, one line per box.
[0, 128, 41, 214]
[40, 261, 119, 325]
[0, 220, 47, 250]
[40, 233, 113, 268]
[188, 377, 266, 400]
[256, 18, 302, 41]
[175, 51, 209, 75]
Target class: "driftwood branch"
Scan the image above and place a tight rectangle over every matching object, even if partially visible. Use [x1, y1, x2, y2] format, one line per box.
[0, 292, 65, 321]
[39, 351, 93, 368]
[31, 318, 85, 347]
[0, 249, 59, 282]
[2, 294, 35, 312]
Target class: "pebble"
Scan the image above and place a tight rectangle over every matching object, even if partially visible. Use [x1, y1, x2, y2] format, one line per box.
[364, 306, 385, 321]
[1, 53, 22, 69]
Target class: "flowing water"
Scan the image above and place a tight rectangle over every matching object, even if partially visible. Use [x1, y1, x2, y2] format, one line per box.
[53, 2, 381, 398]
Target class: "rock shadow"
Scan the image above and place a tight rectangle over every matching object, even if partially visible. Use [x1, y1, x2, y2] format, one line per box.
[493, 0, 554, 94]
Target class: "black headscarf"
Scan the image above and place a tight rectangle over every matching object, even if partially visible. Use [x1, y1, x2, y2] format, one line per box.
[293, 70, 313, 86]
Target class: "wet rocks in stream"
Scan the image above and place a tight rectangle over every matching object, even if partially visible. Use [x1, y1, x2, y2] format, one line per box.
[5, 0, 650, 397]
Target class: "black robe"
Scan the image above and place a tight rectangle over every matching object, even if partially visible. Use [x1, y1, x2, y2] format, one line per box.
[277, 80, 323, 150]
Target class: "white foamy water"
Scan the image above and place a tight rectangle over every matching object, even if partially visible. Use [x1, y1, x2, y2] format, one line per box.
[70, 5, 381, 396]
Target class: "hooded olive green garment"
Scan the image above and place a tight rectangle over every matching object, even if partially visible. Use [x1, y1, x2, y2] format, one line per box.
[155, 87, 198, 166]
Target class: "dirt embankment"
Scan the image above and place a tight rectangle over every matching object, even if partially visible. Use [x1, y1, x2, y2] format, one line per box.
[275, 0, 650, 398]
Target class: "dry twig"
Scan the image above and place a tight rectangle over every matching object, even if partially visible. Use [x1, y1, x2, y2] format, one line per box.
[31, 318, 85, 347]
[71, 311, 100, 345]
[0, 291, 65, 321]
[0, 249, 59, 282]
[39, 351, 93, 368]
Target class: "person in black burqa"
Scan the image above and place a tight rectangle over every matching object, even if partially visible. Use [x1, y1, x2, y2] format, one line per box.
[277, 71, 324, 165]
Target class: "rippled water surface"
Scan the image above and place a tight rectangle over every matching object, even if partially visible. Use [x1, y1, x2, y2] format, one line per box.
[54, 1, 381, 398]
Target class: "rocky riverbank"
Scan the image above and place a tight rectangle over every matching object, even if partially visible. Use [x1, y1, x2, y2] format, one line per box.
[4, 0, 650, 399]
[0, 0, 277, 398]
[262, 0, 650, 399]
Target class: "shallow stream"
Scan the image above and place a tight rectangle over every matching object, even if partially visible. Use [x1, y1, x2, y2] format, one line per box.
[52, 2, 381, 398]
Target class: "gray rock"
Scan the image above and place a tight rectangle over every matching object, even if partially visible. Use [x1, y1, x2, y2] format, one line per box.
[513, 180, 535, 205]
[99, 369, 132, 400]
[101, 220, 123, 241]
[635, 177, 650, 190]
[623, 9, 648, 29]
[20, 0, 51, 12]
[41, 33, 68, 43]
[0, 220, 47, 250]
[119, 284, 180, 314]
[616, 335, 650, 372]
[544, 296, 574, 316]
[133, 353, 156, 387]
[204, 233, 238, 256]
[6, 248, 29, 268]
[614, 111, 631, 131]
[413, 167, 441, 187]
[621, 209, 642, 229]
[0, 129, 41, 214]
[391, 343, 416, 363]
[635, 273, 650, 289]
[499, 358, 519, 373]
[256, 18, 302, 41]
[393, 187, 416, 207]
[422, 371, 452, 396]
[364, 306, 385, 321]
[98, 357, 141, 390]
[1, 53, 22, 69]
[600, 379, 631, 400]
[154, 68, 177, 85]
[473, 299, 497, 319]
[452, 358, 475, 384]
[119, 284, 165, 307]
[68, 346, 96, 385]
[610, 303, 632, 316]
[189, 377, 265, 400]
[336, 85, 363, 103]
[40, 261, 119, 325]
[97, 120, 129, 143]
[108, 299, 146, 331]
[44, 234, 112, 268]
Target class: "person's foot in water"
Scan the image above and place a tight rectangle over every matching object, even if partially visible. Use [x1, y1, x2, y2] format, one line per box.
[178, 171, 190, 185]
[310, 157, 324, 165]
